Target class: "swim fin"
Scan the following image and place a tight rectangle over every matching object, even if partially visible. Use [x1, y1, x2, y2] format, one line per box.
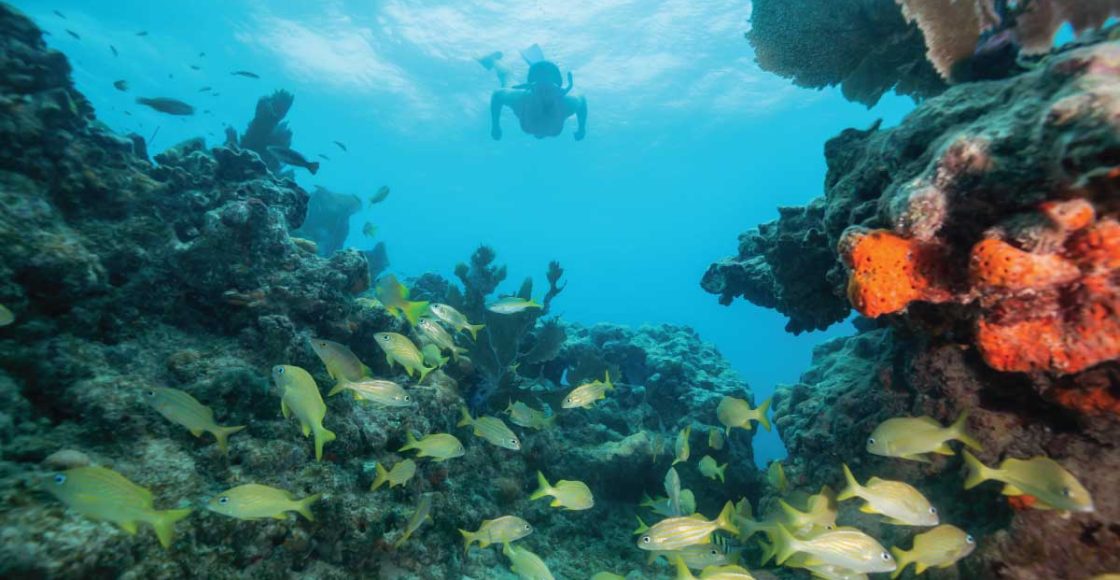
[519, 43, 545, 65]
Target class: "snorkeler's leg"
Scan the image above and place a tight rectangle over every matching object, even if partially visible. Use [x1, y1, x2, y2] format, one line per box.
[478, 51, 513, 87]
[490, 89, 519, 140]
[566, 95, 587, 140]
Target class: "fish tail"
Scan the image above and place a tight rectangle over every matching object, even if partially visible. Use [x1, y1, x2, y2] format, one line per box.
[890, 546, 911, 579]
[314, 426, 337, 461]
[392, 529, 412, 548]
[400, 431, 418, 452]
[402, 300, 430, 326]
[777, 499, 803, 526]
[466, 323, 485, 340]
[671, 556, 693, 579]
[529, 471, 552, 501]
[838, 463, 862, 501]
[371, 463, 390, 491]
[212, 425, 246, 454]
[542, 414, 557, 429]
[772, 523, 801, 565]
[150, 508, 192, 549]
[327, 380, 350, 397]
[417, 363, 435, 384]
[307, 161, 320, 175]
[633, 515, 649, 535]
[962, 449, 995, 489]
[715, 500, 739, 535]
[755, 397, 772, 432]
[602, 370, 614, 390]
[459, 529, 476, 553]
[756, 538, 776, 566]
[717, 462, 728, 484]
[457, 406, 473, 428]
[950, 410, 983, 451]
[295, 493, 321, 522]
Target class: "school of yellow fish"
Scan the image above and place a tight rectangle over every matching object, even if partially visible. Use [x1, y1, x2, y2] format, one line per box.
[34, 275, 1098, 579]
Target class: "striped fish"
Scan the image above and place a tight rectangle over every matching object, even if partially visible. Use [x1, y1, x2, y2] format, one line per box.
[637, 501, 739, 551]
[143, 387, 244, 453]
[458, 406, 520, 450]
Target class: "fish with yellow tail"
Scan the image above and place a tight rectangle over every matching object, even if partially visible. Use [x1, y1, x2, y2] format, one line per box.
[416, 318, 467, 361]
[46, 466, 192, 548]
[866, 411, 981, 462]
[394, 494, 432, 548]
[142, 386, 244, 453]
[708, 426, 725, 450]
[374, 274, 429, 325]
[637, 501, 739, 551]
[328, 378, 412, 406]
[698, 455, 727, 483]
[272, 365, 336, 461]
[207, 483, 319, 521]
[643, 490, 697, 517]
[487, 296, 542, 314]
[458, 406, 521, 450]
[672, 556, 756, 579]
[778, 486, 838, 535]
[772, 523, 896, 574]
[399, 431, 465, 461]
[562, 370, 614, 409]
[460, 515, 533, 551]
[374, 332, 435, 383]
[716, 396, 771, 434]
[962, 450, 1094, 512]
[767, 460, 788, 495]
[503, 541, 555, 580]
[839, 464, 938, 526]
[309, 337, 371, 390]
[531, 471, 593, 510]
[371, 458, 417, 491]
[428, 303, 485, 340]
[505, 400, 556, 430]
[890, 524, 976, 579]
[421, 343, 449, 368]
[673, 425, 692, 466]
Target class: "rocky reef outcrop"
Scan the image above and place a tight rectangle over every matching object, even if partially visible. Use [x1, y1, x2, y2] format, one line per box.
[0, 5, 764, 578]
[711, 21, 1120, 580]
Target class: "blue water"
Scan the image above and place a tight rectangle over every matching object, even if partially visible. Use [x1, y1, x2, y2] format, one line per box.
[20, 0, 914, 466]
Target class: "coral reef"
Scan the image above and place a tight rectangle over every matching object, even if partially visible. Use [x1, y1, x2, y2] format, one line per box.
[712, 25, 1120, 579]
[0, 7, 764, 578]
[235, 89, 294, 174]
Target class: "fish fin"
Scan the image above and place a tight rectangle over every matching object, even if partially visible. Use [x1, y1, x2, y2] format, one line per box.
[150, 508, 192, 549]
[715, 501, 739, 535]
[1001, 484, 1025, 496]
[371, 463, 389, 491]
[757, 538, 775, 566]
[772, 523, 801, 565]
[602, 370, 613, 390]
[778, 499, 804, 526]
[885, 517, 912, 525]
[301, 421, 312, 437]
[672, 556, 694, 579]
[361, 364, 374, 378]
[530, 471, 552, 501]
[402, 301, 430, 326]
[542, 414, 557, 429]
[272, 514, 287, 520]
[934, 442, 956, 455]
[314, 426, 336, 461]
[915, 562, 929, 575]
[417, 363, 434, 384]
[212, 425, 245, 454]
[295, 493, 320, 521]
[327, 380, 349, 397]
[120, 520, 139, 535]
[457, 406, 473, 428]
[837, 463, 862, 501]
[385, 353, 395, 368]
[949, 410, 983, 451]
[717, 463, 727, 484]
[901, 453, 933, 463]
[459, 529, 476, 553]
[399, 431, 418, 452]
[646, 551, 659, 566]
[755, 397, 772, 432]
[890, 546, 911, 579]
[962, 450, 996, 490]
[633, 516, 649, 535]
[466, 323, 485, 341]
[281, 399, 291, 418]
[859, 504, 878, 514]
[189, 428, 204, 437]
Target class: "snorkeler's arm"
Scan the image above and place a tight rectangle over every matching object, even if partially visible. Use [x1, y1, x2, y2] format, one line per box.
[490, 90, 505, 140]
[572, 96, 587, 141]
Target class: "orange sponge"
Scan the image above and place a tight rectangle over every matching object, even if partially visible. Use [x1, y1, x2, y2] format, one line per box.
[840, 229, 948, 317]
[970, 238, 1080, 291]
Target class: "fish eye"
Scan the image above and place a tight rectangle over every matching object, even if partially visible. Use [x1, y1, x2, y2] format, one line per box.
[641, 536, 651, 544]
[509, 438, 518, 445]
[966, 534, 975, 544]
[1061, 487, 1072, 497]
[276, 367, 285, 375]
[218, 496, 229, 504]
[379, 335, 390, 342]
[825, 524, 834, 530]
[524, 524, 532, 530]
[710, 549, 718, 555]
[145, 390, 155, 396]
[866, 437, 875, 446]
[929, 507, 937, 514]
[53, 474, 66, 485]
[403, 395, 411, 402]
[881, 552, 891, 561]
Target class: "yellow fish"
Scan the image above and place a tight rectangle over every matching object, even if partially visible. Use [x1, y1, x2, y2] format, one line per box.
[417, 318, 467, 361]
[562, 371, 614, 409]
[637, 502, 739, 551]
[371, 458, 417, 491]
[143, 387, 244, 453]
[698, 455, 727, 483]
[327, 378, 412, 406]
[207, 483, 319, 521]
[505, 400, 556, 430]
[890, 524, 976, 579]
[708, 427, 725, 451]
[673, 425, 692, 466]
[531, 471, 594, 510]
[0, 303, 14, 326]
[399, 431, 465, 461]
[643, 491, 697, 517]
[653, 541, 738, 570]
[767, 460, 788, 495]
[778, 486, 837, 535]
[309, 337, 371, 389]
[773, 523, 896, 574]
[839, 464, 938, 526]
[428, 303, 485, 340]
[374, 275, 429, 325]
[673, 557, 756, 579]
[716, 396, 771, 434]
[502, 542, 555, 580]
[487, 296, 542, 314]
[460, 515, 533, 551]
[374, 332, 435, 383]
[272, 365, 336, 461]
[421, 343, 449, 368]
[46, 466, 191, 548]
[962, 450, 1094, 512]
[866, 412, 981, 462]
[458, 406, 521, 450]
[393, 493, 432, 548]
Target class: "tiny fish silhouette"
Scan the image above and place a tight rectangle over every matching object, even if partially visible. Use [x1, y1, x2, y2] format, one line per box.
[333, 141, 347, 152]
[113, 80, 129, 92]
[110, 45, 118, 57]
[65, 29, 80, 40]
[53, 10, 65, 18]
[136, 31, 148, 36]
[231, 70, 260, 79]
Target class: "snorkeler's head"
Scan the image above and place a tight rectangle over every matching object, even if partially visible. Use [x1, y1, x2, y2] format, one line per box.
[526, 61, 563, 87]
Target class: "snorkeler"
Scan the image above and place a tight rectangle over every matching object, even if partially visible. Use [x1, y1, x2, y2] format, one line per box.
[479, 44, 587, 141]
